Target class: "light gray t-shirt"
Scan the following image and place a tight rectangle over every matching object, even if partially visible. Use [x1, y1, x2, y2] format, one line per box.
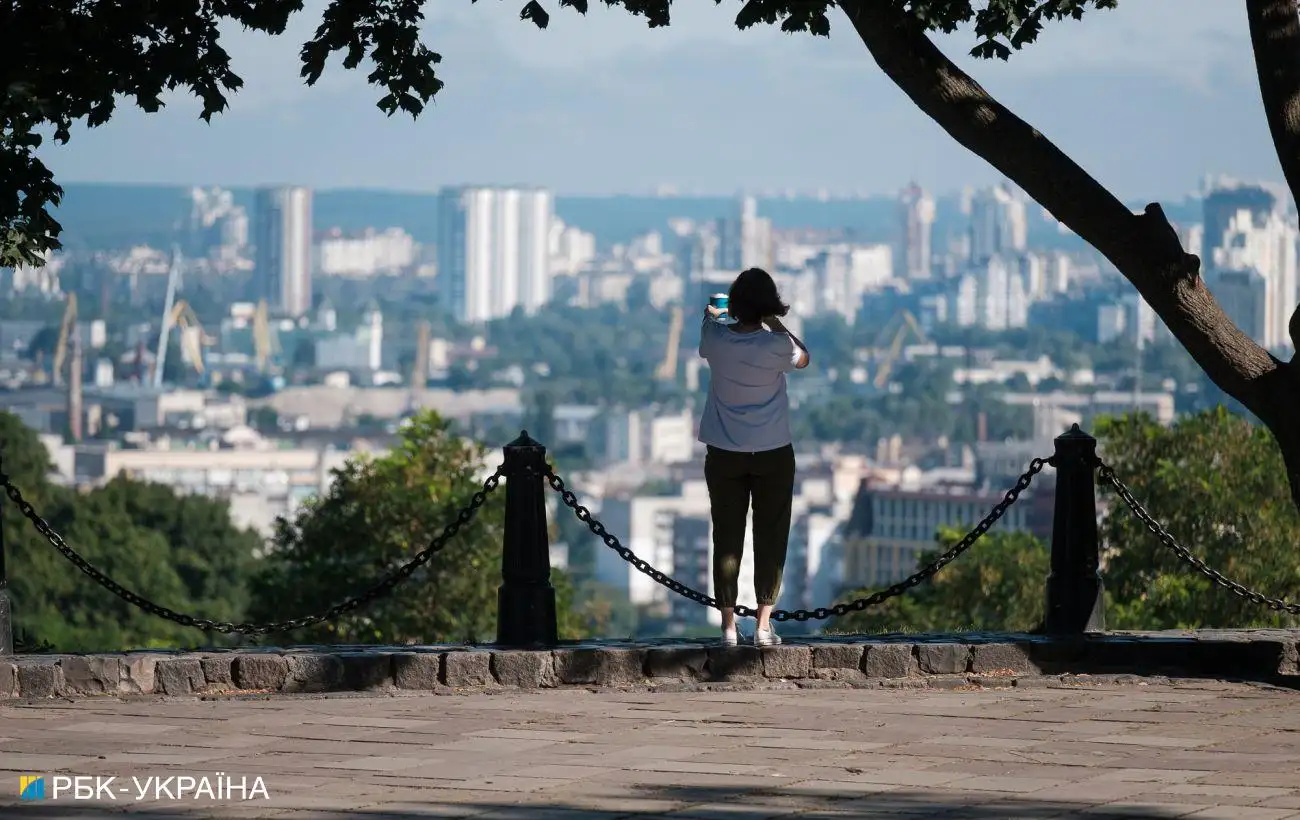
[696, 316, 802, 452]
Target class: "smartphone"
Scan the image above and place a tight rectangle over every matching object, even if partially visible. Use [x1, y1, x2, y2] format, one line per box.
[709, 293, 729, 316]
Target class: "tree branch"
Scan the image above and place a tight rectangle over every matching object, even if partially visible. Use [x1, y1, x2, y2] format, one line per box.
[837, 0, 1280, 403]
[1247, 0, 1300, 207]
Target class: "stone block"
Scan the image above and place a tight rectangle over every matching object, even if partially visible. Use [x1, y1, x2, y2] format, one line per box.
[200, 656, 234, 689]
[808, 667, 867, 683]
[553, 649, 600, 684]
[17, 661, 63, 698]
[491, 650, 556, 688]
[1184, 639, 1292, 679]
[232, 654, 288, 690]
[155, 659, 205, 695]
[61, 656, 121, 694]
[120, 654, 161, 694]
[761, 645, 810, 679]
[284, 653, 344, 693]
[1285, 641, 1300, 676]
[863, 644, 918, 678]
[706, 646, 763, 681]
[970, 643, 1039, 675]
[812, 644, 864, 670]
[339, 652, 393, 690]
[916, 643, 970, 675]
[393, 653, 442, 689]
[594, 648, 646, 686]
[0, 661, 15, 698]
[645, 646, 708, 679]
[443, 651, 492, 687]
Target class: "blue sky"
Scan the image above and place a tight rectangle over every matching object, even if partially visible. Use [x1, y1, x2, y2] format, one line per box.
[44, 0, 1275, 200]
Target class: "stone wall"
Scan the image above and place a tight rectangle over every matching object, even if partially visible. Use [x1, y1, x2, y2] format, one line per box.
[3, 631, 1298, 701]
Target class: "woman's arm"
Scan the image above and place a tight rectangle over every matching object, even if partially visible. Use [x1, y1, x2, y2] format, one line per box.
[764, 316, 810, 369]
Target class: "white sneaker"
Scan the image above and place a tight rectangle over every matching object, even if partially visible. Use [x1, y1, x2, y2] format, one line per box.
[721, 628, 739, 646]
[753, 627, 782, 647]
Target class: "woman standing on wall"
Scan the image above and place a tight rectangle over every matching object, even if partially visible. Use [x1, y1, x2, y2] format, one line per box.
[696, 268, 811, 647]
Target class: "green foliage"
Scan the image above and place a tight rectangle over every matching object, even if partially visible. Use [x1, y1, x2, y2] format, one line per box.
[250, 410, 590, 643]
[4, 0, 1117, 266]
[0, 412, 259, 651]
[829, 408, 1300, 635]
[1096, 409, 1300, 629]
[834, 526, 1048, 634]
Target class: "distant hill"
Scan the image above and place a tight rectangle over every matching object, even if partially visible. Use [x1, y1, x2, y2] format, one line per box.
[49, 182, 1200, 256]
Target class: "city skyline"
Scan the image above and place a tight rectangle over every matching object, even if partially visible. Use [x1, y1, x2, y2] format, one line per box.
[39, 1, 1278, 202]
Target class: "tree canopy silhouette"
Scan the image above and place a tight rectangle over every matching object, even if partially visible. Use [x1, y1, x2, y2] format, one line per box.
[11, 0, 1300, 508]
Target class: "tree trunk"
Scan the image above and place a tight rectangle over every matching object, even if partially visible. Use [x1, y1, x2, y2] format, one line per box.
[837, 0, 1300, 509]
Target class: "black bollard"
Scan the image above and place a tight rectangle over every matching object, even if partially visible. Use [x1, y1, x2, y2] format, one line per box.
[1043, 423, 1105, 634]
[496, 431, 558, 647]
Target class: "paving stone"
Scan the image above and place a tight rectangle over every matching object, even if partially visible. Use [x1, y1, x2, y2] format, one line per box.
[16, 661, 63, 698]
[232, 653, 288, 690]
[0, 661, 15, 698]
[917, 643, 972, 674]
[762, 645, 811, 679]
[155, 658, 205, 695]
[393, 652, 442, 689]
[285, 653, 345, 692]
[338, 652, 393, 690]
[811, 643, 864, 670]
[119, 654, 160, 694]
[863, 643, 919, 678]
[492, 650, 556, 688]
[444, 651, 492, 687]
[645, 646, 708, 679]
[970, 642, 1039, 674]
[199, 655, 234, 689]
[61, 655, 121, 694]
[706, 646, 764, 680]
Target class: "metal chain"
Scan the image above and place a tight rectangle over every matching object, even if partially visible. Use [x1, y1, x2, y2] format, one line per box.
[546, 456, 1050, 622]
[1096, 459, 1300, 615]
[0, 469, 504, 634]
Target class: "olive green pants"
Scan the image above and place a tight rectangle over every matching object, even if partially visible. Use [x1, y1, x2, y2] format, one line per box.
[704, 444, 796, 608]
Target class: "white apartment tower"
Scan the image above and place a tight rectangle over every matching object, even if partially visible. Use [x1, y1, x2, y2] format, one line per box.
[900, 182, 936, 279]
[437, 186, 552, 323]
[1203, 180, 1298, 351]
[969, 184, 1027, 263]
[253, 186, 313, 317]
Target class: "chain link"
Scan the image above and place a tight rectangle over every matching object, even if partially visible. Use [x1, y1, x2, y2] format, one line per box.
[1097, 459, 1300, 615]
[0, 469, 504, 635]
[546, 457, 1050, 621]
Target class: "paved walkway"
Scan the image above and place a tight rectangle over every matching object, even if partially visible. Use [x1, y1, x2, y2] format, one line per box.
[1, 680, 1298, 819]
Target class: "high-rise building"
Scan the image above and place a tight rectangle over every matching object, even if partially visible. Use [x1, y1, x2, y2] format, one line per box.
[969, 184, 1027, 263]
[1203, 179, 1298, 351]
[436, 186, 552, 323]
[900, 183, 936, 279]
[716, 196, 772, 271]
[253, 187, 313, 317]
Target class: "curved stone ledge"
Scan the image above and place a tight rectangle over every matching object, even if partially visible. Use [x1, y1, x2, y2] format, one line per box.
[1, 629, 1296, 701]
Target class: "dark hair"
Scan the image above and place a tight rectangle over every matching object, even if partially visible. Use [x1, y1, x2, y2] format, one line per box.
[728, 268, 788, 325]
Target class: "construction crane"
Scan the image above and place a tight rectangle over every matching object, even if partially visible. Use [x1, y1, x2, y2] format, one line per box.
[51, 293, 78, 386]
[152, 245, 183, 389]
[872, 309, 927, 390]
[168, 300, 216, 377]
[655, 306, 684, 382]
[253, 299, 279, 374]
[412, 320, 431, 388]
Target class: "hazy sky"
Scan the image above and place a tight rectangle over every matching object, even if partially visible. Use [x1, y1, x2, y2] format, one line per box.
[45, 0, 1276, 200]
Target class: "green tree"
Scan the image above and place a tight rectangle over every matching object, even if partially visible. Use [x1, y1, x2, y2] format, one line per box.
[1096, 409, 1300, 630]
[1, 412, 257, 651]
[833, 526, 1048, 634]
[250, 410, 589, 644]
